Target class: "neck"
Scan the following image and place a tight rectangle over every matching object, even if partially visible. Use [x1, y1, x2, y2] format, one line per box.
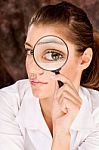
[40, 97, 53, 120]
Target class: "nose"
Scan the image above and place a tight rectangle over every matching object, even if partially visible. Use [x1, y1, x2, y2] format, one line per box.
[27, 56, 44, 77]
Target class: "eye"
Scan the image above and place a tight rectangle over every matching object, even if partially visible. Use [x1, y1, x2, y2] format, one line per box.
[43, 49, 64, 61]
[25, 48, 33, 55]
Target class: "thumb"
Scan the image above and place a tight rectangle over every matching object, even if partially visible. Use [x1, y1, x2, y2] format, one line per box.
[51, 77, 65, 121]
[51, 75, 59, 99]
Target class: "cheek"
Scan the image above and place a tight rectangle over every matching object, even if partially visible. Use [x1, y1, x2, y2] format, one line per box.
[60, 58, 80, 80]
[25, 59, 28, 73]
[25, 56, 33, 74]
[43, 80, 55, 95]
[25, 56, 29, 71]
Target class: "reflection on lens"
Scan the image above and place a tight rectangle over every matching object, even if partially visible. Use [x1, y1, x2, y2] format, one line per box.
[33, 35, 69, 71]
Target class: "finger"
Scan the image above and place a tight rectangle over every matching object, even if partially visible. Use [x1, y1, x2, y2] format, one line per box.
[54, 81, 80, 105]
[63, 89, 82, 107]
[52, 74, 78, 94]
[51, 83, 66, 121]
[55, 84, 81, 109]
[60, 104, 68, 114]
[54, 74, 81, 105]
[53, 79, 59, 99]
[53, 85, 68, 105]
[58, 96, 77, 114]
[58, 96, 68, 113]
[60, 97, 80, 113]
[57, 89, 81, 110]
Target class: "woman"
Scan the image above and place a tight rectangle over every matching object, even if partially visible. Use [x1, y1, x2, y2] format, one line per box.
[0, 1, 99, 150]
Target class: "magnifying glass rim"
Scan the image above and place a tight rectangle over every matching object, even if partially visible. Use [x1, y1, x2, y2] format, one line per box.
[33, 35, 69, 71]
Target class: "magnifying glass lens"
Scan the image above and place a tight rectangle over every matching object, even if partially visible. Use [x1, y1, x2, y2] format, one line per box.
[33, 36, 68, 72]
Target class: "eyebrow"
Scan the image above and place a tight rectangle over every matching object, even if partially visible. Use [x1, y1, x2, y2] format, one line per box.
[38, 40, 64, 45]
[25, 42, 33, 48]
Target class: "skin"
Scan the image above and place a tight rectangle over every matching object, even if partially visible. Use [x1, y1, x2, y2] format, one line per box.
[25, 23, 92, 149]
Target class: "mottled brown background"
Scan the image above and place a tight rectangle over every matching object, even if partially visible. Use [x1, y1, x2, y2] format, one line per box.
[0, 0, 99, 88]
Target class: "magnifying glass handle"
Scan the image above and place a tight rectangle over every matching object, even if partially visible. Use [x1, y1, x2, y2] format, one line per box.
[58, 80, 64, 88]
[55, 71, 64, 88]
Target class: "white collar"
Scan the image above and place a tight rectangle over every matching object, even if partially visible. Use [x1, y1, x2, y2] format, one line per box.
[16, 84, 95, 137]
[70, 86, 95, 131]
[16, 85, 52, 139]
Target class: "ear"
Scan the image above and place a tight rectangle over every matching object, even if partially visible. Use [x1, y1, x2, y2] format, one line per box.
[80, 48, 93, 70]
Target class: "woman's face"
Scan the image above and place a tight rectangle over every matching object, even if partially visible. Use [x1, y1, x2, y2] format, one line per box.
[25, 24, 82, 99]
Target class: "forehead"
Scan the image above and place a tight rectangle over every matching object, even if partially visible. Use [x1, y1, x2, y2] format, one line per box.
[25, 24, 76, 53]
[27, 24, 65, 44]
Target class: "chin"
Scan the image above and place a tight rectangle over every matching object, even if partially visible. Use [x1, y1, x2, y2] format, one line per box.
[32, 90, 53, 100]
[31, 84, 55, 99]
[32, 90, 46, 99]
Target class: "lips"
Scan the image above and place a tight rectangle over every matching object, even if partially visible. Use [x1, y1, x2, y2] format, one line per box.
[30, 80, 48, 85]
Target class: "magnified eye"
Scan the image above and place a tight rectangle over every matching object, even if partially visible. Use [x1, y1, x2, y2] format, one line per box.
[43, 49, 64, 61]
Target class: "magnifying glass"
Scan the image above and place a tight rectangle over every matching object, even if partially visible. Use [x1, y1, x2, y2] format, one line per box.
[33, 35, 69, 87]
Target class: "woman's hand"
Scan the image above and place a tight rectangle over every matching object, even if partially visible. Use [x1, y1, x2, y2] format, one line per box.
[51, 74, 82, 149]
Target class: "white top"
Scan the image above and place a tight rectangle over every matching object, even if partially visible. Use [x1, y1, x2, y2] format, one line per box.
[0, 79, 99, 150]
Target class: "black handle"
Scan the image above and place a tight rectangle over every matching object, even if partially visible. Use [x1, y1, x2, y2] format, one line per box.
[54, 70, 64, 88]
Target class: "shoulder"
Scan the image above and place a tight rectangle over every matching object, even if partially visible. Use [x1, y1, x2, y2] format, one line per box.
[87, 88, 99, 122]
[87, 88, 99, 111]
[80, 86, 99, 118]
[0, 79, 31, 115]
[88, 88, 99, 97]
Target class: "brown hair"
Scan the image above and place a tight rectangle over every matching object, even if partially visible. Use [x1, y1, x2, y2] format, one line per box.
[29, 1, 99, 91]
[0, 55, 14, 88]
